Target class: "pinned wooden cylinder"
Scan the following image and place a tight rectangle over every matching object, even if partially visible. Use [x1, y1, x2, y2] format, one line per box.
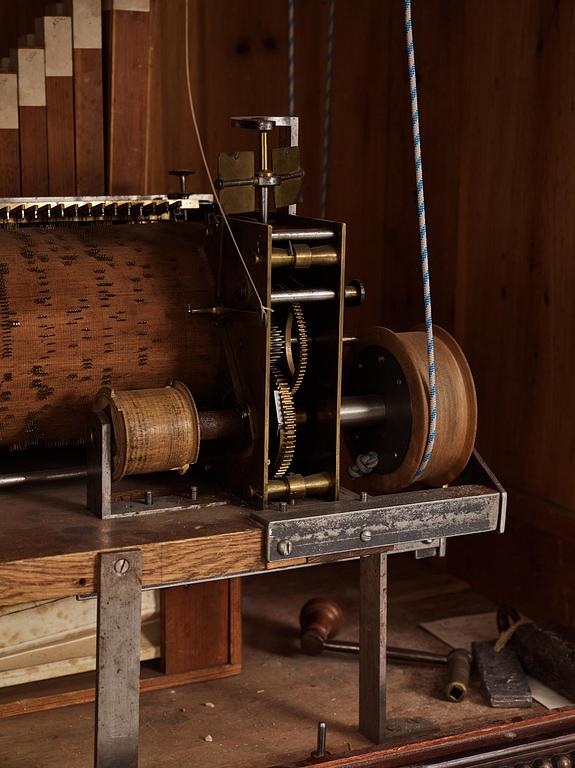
[94, 381, 201, 482]
[347, 326, 477, 492]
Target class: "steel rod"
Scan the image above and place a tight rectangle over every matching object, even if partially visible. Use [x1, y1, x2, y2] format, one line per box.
[340, 395, 386, 427]
[271, 283, 362, 305]
[0, 467, 87, 488]
[271, 227, 335, 241]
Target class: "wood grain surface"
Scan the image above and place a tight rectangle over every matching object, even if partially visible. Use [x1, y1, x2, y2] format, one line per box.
[0, 478, 262, 606]
[0, 222, 222, 449]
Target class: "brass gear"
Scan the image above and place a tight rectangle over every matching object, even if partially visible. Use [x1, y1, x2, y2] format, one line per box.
[270, 322, 285, 365]
[285, 303, 308, 395]
[269, 365, 297, 478]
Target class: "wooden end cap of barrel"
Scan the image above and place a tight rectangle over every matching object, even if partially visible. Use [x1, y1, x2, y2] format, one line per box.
[346, 325, 477, 492]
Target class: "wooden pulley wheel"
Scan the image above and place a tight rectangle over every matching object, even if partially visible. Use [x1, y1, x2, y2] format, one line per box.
[347, 326, 477, 492]
[94, 380, 201, 482]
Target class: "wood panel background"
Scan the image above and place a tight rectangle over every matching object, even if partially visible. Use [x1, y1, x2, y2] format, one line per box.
[144, 0, 575, 625]
[0, 0, 572, 624]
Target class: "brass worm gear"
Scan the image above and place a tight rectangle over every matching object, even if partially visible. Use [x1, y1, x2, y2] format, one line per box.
[285, 303, 308, 395]
[270, 365, 297, 478]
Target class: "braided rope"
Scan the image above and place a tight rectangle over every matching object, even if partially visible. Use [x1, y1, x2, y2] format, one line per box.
[288, 0, 295, 116]
[320, 0, 335, 219]
[405, 0, 436, 479]
[348, 451, 379, 479]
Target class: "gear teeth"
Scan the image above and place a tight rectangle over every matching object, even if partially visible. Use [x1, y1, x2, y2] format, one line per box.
[289, 303, 308, 395]
[270, 365, 297, 478]
[270, 323, 285, 365]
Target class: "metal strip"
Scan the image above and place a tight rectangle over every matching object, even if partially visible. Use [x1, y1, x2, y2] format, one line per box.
[95, 550, 142, 768]
[359, 553, 387, 742]
[254, 485, 500, 562]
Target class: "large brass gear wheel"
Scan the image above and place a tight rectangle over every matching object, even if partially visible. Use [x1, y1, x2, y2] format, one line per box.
[269, 365, 297, 478]
[285, 303, 308, 395]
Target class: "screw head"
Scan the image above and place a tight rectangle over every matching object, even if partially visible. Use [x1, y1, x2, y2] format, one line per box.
[360, 529, 372, 543]
[277, 539, 293, 557]
[114, 558, 130, 575]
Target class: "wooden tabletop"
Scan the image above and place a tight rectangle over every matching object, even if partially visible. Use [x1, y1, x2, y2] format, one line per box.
[0, 478, 264, 606]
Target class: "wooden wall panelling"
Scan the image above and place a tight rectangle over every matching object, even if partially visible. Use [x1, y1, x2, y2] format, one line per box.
[327, 1, 392, 337]
[72, 0, 105, 194]
[0, 61, 21, 196]
[13, 38, 50, 196]
[36, 12, 76, 195]
[0, 2, 47, 62]
[146, 0, 292, 196]
[366, 1, 575, 624]
[105, 0, 151, 193]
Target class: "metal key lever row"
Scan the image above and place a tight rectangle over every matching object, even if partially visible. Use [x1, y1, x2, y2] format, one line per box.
[300, 598, 471, 703]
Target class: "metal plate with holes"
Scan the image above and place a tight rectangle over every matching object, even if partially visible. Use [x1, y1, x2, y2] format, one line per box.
[253, 452, 506, 562]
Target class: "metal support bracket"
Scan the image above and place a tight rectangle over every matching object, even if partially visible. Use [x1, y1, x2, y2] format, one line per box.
[95, 549, 142, 768]
[359, 553, 387, 742]
[86, 411, 203, 519]
[252, 452, 506, 562]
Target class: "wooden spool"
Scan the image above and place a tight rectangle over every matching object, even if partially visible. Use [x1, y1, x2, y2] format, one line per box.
[94, 381, 201, 482]
[349, 326, 477, 492]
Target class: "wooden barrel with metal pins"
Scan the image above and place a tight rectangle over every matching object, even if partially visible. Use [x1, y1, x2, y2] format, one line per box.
[94, 381, 201, 482]
[346, 325, 477, 492]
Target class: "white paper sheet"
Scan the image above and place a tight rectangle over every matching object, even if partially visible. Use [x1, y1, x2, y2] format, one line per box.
[420, 612, 574, 710]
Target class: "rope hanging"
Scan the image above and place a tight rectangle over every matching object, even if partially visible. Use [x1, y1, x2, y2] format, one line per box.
[348, 0, 437, 481]
[288, 0, 295, 116]
[320, 0, 335, 219]
[404, 0, 436, 478]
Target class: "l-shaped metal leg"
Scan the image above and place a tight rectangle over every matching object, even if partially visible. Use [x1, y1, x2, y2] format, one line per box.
[95, 549, 142, 768]
[359, 552, 387, 743]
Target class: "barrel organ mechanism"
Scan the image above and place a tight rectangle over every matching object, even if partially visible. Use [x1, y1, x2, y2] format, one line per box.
[0, 116, 491, 528]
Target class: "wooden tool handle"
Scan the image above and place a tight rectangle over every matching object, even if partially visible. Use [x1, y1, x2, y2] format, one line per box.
[299, 598, 344, 655]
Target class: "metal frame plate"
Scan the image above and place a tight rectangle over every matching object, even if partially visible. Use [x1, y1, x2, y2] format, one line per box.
[252, 452, 506, 562]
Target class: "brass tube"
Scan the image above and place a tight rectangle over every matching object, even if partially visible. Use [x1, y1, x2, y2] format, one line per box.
[271, 244, 339, 269]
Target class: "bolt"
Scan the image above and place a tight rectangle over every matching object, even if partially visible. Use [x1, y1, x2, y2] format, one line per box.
[277, 539, 293, 557]
[279, 501, 288, 513]
[312, 721, 327, 758]
[289, 497, 296, 505]
[190, 485, 198, 501]
[360, 491, 369, 502]
[114, 558, 130, 575]
[144, 490, 153, 505]
[360, 529, 372, 543]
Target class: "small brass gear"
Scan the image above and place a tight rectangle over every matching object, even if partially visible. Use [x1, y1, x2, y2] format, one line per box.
[270, 322, 285, 365]
[285, 303, 308, 395]
[269, 365, 297, 477]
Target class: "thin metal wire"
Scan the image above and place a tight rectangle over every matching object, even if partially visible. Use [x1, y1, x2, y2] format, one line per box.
[320, 0, 335, 219]
[184, 0, 269, 321]
[288, 0, 295, 116]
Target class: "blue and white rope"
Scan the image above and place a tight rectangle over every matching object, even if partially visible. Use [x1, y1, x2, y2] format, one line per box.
[405, 0, 436, 478]
[348, 451, 379, 479]
[288, 0, 295, 116]
[320, 0, 335, 219]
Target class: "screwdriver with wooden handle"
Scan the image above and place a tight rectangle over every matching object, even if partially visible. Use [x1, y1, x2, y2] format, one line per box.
[300, 598, 471, 703]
